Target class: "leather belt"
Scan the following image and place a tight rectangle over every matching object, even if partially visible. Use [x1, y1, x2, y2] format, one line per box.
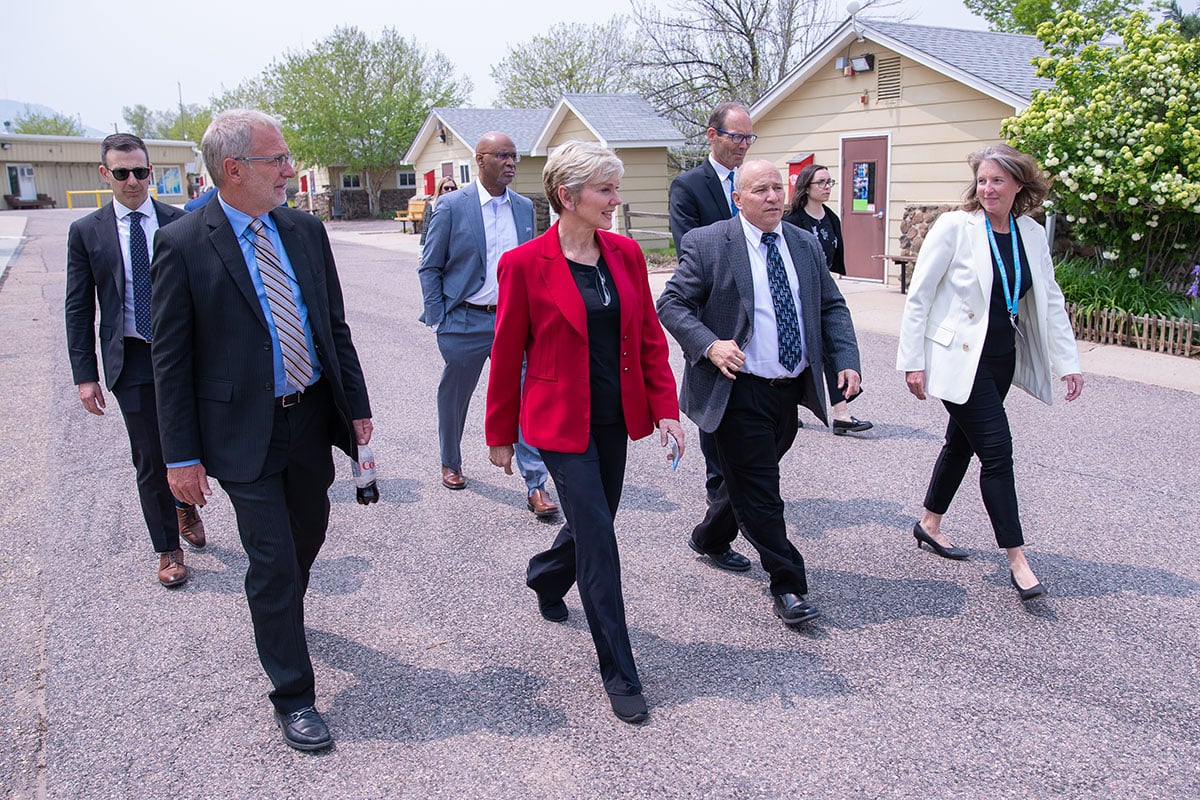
[743, 373, 798, 387]
[464, 302, 498, 313]
[276, 390, 304, 408]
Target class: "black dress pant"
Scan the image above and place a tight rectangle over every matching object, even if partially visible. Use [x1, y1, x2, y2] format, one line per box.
[692, 373, 810, 596]
[218, 379, 335, 714]
[923, 351, 1023, 548]
[527, 422, 640, 697]
[111, 338, 180, 554]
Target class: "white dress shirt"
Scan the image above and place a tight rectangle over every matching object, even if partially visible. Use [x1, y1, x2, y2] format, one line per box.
[739, 215, 808, 379]
[466, 182, 519, 306]
[708, 154, 736, 216]
[113, 196, 159, 339]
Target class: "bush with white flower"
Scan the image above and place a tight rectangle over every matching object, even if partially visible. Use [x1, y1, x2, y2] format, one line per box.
[1002, 11, 1200, 281]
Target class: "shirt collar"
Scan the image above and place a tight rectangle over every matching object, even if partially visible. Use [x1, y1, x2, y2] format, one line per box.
[740, 214, 780, 247]
[477, 182, 510, 208]
[708, 154, 734, 182]
[114, 195, 156, 219]
[218, 193, 275, 238]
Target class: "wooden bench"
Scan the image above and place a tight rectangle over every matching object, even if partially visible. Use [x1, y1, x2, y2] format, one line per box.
[394, 197, 429, 234]
[393, 208, 412, 232]
[4, 193, 56, 210]
[874, 254, 917, 294]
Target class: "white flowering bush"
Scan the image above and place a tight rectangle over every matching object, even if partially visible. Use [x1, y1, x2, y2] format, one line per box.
[1002, 11, 1200, 280]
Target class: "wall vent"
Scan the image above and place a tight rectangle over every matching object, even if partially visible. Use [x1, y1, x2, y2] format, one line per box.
[876, 56, 902, 101]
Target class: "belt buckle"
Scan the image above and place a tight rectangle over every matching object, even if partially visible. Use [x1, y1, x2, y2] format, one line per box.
[280, 392, 300, 408]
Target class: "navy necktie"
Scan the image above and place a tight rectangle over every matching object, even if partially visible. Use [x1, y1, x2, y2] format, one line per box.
[760, 231, 802, 371]
[127, 211, 153, 341]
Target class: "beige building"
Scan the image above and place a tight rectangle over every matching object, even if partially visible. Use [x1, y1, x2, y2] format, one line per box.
[405, 94, 684, 244]
[1, 133, 197, 209]
[751, 20, 1051, 284]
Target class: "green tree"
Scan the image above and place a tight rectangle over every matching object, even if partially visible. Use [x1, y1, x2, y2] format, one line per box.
[1160, 0, 1200, 39]
[490, 17, 642, 107]
[121, 104, 160, 138]
[11, 108, 84, 136]
[1002, 11, 1200, 276]
[122, 103, 212, 141]
[963, 0, 1137, 34]
[230, 27, 470, 216]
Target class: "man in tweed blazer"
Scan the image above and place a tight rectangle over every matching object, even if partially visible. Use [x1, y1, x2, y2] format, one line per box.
[657, 160, 861, 627]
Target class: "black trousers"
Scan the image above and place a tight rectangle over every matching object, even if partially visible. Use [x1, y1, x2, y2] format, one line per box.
[111, 338, 180, 554]
[692, 373, 810, 596]
[527, 422, 640, 697]
[923, 351, 1023, 549]
[218, 378, 335, 714]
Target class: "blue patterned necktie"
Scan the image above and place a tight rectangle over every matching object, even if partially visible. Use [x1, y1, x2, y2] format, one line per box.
[760, 231, 802, 371]
[726, 171, 738, 217]
[248, 218, 313, 392]
[127, 211, 154, 341]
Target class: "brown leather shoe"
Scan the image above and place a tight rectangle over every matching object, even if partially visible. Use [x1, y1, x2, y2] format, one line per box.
[176, 504, 206, 549]
[527, 488, 559, 519]
[157, 549, 188, 587]
[441, 465, 466, 490]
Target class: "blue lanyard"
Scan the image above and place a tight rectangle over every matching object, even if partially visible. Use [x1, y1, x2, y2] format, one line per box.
[984, 214, 1021, 324]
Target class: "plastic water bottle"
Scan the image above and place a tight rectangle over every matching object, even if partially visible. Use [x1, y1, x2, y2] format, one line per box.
[351, 443, 379, 505]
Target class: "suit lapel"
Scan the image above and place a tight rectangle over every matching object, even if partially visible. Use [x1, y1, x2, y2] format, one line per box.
[704, 161, 733, 221]
[967, 211, 994, 299]
[539, 225, 588, 341]
[464, 184, 488, 268]
[724, 219, 756, 326]
[95, 203, 125, 299]
[204, 200, 268, 330]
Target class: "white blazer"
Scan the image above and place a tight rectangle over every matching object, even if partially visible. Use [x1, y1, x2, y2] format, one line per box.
[896, 209, 1081, 405]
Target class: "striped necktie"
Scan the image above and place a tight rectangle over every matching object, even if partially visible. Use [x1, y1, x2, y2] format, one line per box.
[248, 218, 313, 392]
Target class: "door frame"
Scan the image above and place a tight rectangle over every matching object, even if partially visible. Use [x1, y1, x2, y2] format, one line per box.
[837, 131, 892, 283]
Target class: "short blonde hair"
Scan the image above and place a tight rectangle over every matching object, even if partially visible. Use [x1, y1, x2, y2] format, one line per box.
[543, 141, 624, 215]
[962, 143, 1050, 218]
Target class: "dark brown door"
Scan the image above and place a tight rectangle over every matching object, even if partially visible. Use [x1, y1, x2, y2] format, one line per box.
[840, 136, 888, 281]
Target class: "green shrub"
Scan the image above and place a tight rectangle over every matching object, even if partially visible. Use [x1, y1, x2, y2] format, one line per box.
[1055, 258, 1181, 315]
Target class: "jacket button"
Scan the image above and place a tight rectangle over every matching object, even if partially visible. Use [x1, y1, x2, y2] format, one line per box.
[263, 341, 271, 350]
[962, 344, 969, 351]
[968, 312, 975, 319]
[264, 383, 272, 390]
[622, 367, 629, 372]
[622, 351, 628, 357]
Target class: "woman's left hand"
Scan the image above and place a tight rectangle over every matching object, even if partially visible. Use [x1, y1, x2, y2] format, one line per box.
[658, 418, 685, 462]
[1064, 373, 1084, 402]
[489, 445, 515, 474]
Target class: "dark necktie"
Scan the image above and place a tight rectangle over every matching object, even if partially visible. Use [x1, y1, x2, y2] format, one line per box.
[127, 211, 153, 341]
[760, 231, 802, 371]
[726, 171, 738, 217]
[248, 218, 313, 392]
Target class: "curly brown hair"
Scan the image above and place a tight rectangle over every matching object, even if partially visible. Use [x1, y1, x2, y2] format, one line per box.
[961, 143, 1050, 218]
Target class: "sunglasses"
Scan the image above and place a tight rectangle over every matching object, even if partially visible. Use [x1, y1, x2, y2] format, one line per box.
[108, 167, 151, 181]
[440, 184, 458, 193]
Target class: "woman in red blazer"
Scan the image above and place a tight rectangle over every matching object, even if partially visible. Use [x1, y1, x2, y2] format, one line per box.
[486, 141, 684, 725]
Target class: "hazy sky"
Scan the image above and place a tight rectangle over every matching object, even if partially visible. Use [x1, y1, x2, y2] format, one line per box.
[2, 0, 986, 135]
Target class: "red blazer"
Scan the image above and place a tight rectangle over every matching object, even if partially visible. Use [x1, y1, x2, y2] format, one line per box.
[486, 224, 680, 454]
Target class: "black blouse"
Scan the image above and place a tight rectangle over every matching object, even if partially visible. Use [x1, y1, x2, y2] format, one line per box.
[783, 204, 845, 275]
[983, 226, 1033, 356]
[566, 256, 623, 426]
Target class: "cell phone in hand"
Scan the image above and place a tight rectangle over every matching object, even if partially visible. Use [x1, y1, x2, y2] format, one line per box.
[668, 437, 680, 471]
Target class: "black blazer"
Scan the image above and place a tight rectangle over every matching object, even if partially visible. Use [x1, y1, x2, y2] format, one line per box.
[668, 160, 733, 252]
[65, 199, 187, 388]
[783, 204, 845, 275]
[150, 199, 371, 483]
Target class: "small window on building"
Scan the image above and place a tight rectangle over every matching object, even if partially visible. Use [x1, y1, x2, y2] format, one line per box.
[876, 56, 902, 101]
[397, 170, 416, 188]
[342, 173, 362, 189]
[459, 164, 471, 185]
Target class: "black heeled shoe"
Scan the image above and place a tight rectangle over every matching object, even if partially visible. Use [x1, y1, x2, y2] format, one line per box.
[912, 522, 969, 560]
[1010, 571, 1047, 602]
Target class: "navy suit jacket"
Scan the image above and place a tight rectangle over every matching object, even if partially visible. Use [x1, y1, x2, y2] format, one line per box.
[65, 199, 187, 389]
[417, 183, 535, 328]
[668, 160, 733, 252]
[656, 218, 861, 433]
[149, 199, 371, 483]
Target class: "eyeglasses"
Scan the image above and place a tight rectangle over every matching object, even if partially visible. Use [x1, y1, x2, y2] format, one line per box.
[812, 179, 837, 188]
[108, 167, 151, 181]
[481, 151, 521, 163]
[713, 128, 758, 146]
[235, 154, 294, 169]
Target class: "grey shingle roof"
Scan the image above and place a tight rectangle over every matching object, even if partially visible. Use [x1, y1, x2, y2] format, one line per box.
[558, 94, 685, 144]
[432, 107, 550, 153]
[868, 22, 1054, 102]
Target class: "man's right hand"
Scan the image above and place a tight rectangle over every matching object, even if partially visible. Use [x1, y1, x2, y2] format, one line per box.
[168, 463, 212, 507]
[708, 340, 747, 380]
[78, 382, 106, 416]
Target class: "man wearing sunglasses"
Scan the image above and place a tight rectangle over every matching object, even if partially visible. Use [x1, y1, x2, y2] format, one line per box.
[65, 133, 206, 589]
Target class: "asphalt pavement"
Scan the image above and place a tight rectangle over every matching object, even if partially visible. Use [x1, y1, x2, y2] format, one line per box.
[2, 210, 1198, 799]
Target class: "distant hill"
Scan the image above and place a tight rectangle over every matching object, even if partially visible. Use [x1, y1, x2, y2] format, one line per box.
[1, 99, 109, 138]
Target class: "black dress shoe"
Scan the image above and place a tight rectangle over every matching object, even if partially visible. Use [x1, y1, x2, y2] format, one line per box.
[609, 692, 648, 724]
[772, 592, 820, 625]
[687, 534, 751, 572]
[912, 523, 969, 560]
[833, 416, 873, 435]
[537, 595, 568, 623]
[1010, 571, 1047, 602]
[274, 706, 332, 751]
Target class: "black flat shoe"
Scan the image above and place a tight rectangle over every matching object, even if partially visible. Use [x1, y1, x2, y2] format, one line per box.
[537, 595, 568, 623]
[912, 522, 969, 560]
[833, 416, 873, 435]
[274, 706, 332, 751]
[1010, 571, 1047, 602]
[688, 534, 751, 572]
[609, 692, 648, 724]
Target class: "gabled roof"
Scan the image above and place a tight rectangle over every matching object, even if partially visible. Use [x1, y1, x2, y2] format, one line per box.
[752, 20, 1053, 119]
[403, 107, 548, 163]
[530, 94, 685, 154]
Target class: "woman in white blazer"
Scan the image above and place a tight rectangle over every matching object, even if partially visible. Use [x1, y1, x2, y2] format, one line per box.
[896, 144, 1084, 602]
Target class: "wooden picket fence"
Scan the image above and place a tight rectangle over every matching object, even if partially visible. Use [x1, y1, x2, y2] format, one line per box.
[1066, 303, 1198, 357]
